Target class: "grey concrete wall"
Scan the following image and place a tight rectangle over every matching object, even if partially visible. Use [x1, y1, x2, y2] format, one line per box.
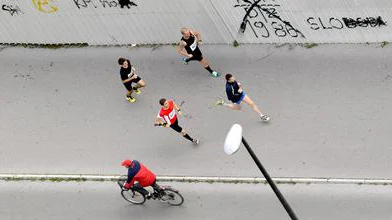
[0, 0, 391, 44]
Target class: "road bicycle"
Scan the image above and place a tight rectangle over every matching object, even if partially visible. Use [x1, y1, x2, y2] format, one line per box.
[117, 176, 184, 206]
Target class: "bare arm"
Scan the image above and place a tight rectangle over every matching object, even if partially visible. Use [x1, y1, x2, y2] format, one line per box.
[191, 30, 202, 42]
[155, 117, 164, 125]
[173, 101, 182, 115]
[123, 77, 137, 83]
[177, 41, 192, 57]
[123, 78, 133, 83]
[237, 82, 243, 93]
[122, 67, 137, 83]
[155, 117, 169, 127]
[130, 66, 137, 75]
[173, 102, 180, 111]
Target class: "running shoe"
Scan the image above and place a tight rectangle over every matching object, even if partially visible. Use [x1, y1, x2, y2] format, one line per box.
[260, 115, 270, 122]
[133, 87, 141, 94]
[192, 139, 200, 145]
[211, 71, 220, 77]
[181, 58, 188, 65]
[126, 96, 136, 103]
[215, 98, 225, 106]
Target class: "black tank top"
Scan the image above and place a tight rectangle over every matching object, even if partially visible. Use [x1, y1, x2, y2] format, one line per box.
[181, 34, 200, 55]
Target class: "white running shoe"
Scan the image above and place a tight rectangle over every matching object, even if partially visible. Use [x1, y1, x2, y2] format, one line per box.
[260, 115, 270, 122]
[211, 71, 220, 77]
[215, 98, 225, 106]
[192, 139, 200, 145]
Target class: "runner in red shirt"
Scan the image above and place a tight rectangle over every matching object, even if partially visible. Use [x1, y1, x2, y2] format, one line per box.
[155, 98, 199, 145]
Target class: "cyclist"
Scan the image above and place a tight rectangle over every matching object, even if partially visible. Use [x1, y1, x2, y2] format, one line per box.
[121, 159, 160, 199]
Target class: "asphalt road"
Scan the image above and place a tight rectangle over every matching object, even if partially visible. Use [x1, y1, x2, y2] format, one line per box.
[1, 181, 391, 220]
[1, 44, 391, 178]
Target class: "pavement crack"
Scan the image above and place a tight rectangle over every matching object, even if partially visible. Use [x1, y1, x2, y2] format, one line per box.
[251, 51, 275, 63]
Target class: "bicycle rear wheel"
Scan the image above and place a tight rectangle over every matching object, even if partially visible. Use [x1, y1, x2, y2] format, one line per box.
[121, 190, 146, 205]
[161, 189, 184, 206]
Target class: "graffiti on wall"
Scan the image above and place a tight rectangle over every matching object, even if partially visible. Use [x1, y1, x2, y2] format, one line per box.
[2, 4, 23, 16]
[119, 0, 137, 8]
[234, 0, 305, 38]
[32, 0, 58, 13]
[307, 16, 387, 30]
[73, 0, 137, 9]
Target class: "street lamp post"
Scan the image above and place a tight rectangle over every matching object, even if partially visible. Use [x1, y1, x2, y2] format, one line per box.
[224, 124, 299, 220]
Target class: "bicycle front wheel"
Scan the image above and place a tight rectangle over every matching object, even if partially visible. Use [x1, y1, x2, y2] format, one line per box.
[121, 190, 146, 205]
[162, 189, 184, 206]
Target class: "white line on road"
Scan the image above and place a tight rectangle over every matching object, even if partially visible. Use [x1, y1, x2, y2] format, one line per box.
[1, 174, 392, 185]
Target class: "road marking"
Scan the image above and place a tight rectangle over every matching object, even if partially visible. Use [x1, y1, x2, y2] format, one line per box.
[1, 174, 392, 185]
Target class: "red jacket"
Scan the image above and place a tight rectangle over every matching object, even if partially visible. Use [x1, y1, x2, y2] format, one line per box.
[126, 160, 156, 187]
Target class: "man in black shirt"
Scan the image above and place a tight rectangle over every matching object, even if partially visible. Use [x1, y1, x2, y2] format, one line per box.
[118, 57, 146, 103]
[177, 27, 220, 77]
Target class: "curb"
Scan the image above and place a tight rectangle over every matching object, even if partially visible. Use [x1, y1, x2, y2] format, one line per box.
[1, 174, 392, 185]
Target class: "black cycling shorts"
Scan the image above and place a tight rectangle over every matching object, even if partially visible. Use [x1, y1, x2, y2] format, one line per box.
[188, 50, 203, 62]
[123, 76, 141, 91]
[170, 119, 183, 133]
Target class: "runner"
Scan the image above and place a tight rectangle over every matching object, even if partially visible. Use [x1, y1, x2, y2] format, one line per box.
[118, 57, 146, 103]
[177, 27, 220, 77]
[155, 98, 200, 145]
[216, 73, 270, 122]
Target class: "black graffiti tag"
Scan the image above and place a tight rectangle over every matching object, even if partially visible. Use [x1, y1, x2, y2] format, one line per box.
[342, 16, 386, 28]
[73, 0, 137, 9]
[73, 0, 97, 9]
[2, 4, 23, 16]
[100, 0, 118, 8]
[234, 0, 305, 39]
[119, 0, 137, 8]
[307, 16, 387, 30]
[307, 17, 344, 30]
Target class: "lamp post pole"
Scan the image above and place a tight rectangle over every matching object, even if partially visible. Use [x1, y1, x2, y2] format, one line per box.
[242, 137, 299, 220]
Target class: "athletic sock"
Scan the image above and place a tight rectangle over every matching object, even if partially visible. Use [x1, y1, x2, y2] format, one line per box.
[183, 134, 193, 142]
[204, 66, 213, 74]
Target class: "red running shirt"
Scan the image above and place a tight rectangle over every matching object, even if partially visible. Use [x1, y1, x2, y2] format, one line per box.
[158, 100, 177, 125]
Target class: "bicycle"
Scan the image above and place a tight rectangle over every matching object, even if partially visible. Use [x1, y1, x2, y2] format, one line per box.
[117, 176, 184, 206]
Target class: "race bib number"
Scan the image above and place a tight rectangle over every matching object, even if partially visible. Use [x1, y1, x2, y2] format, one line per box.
[190, 37, 197, 51]
[168, 109, 176, 119]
